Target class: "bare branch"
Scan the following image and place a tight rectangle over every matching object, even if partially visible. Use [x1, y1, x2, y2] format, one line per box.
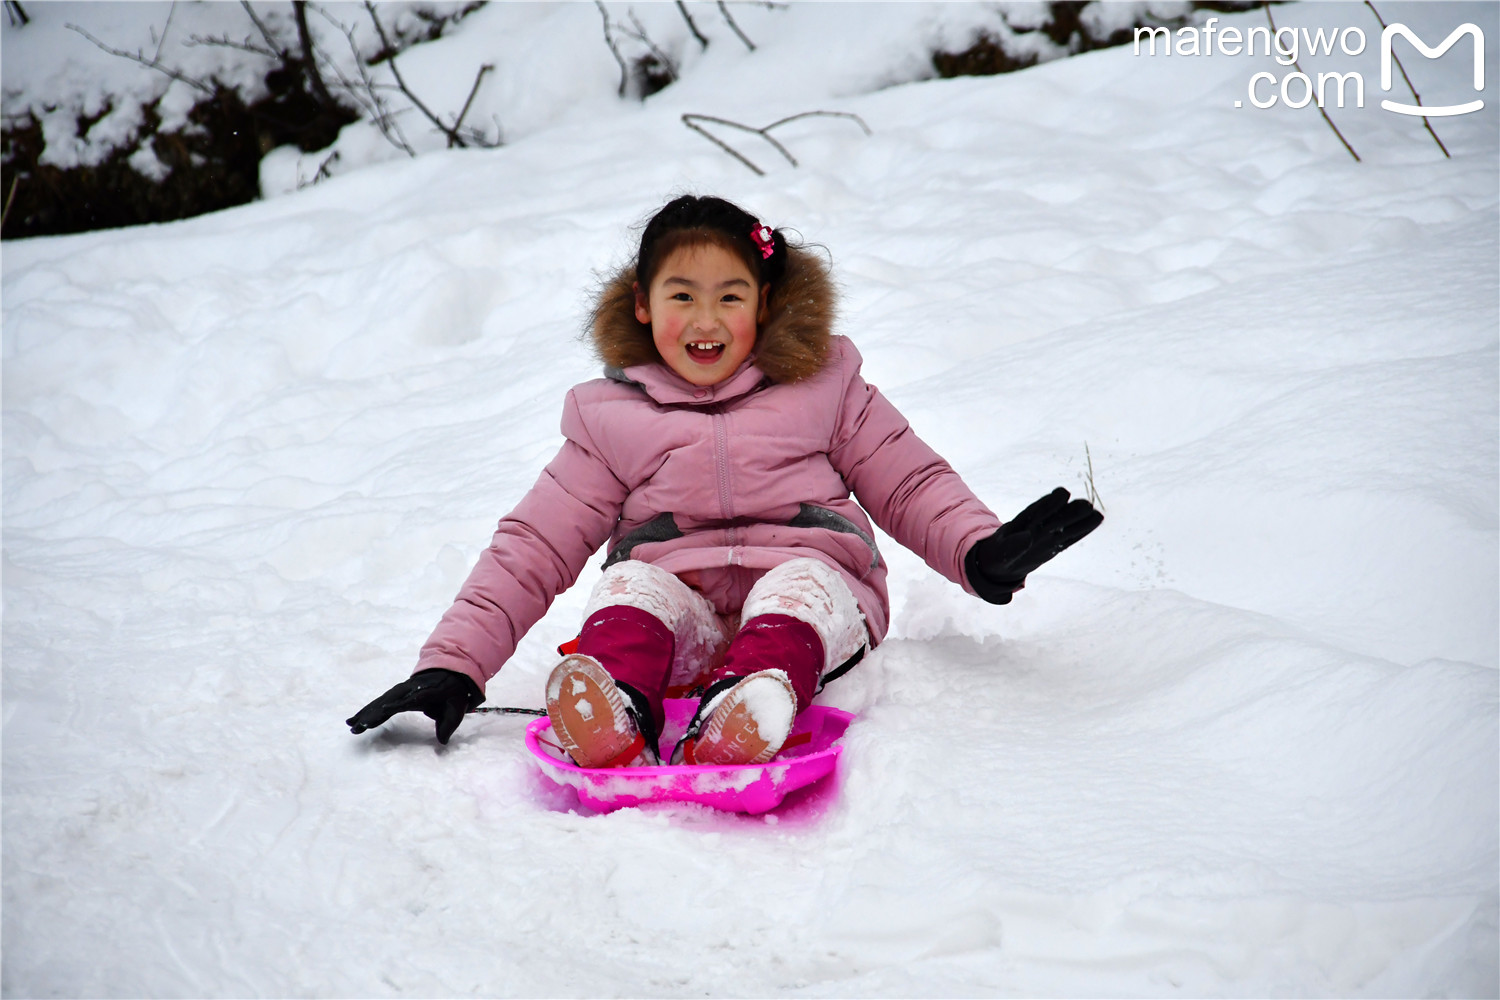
[66, 23, 213, 94]
[717, 0, 754, 51]
[153, 1, 177, 63]
[676, 0, 708, 49]
[682, 116, 766, 174]
[763, 109, 872, 136]
[1, 172, 21, 234]
[623, 10, 677, 84]
[311, 149, 339, 185]
[596, 1, 630, 98]
[683, 113, 795, 169]
[308, 2, 414, 155]
[681, 110, 870, 174]
[326, 72, 392, 128]
[1264, 5, 1359, 162]
[363, 0, 472, 147]
[453, 64, 495, 139]
[596, 2, 678, 98]
[1364, 0, 1449, 158]
[183, 33, 282, 58]
[293, 0, 339, 111]
[239, 0, 289, 60]
[1083, 442, 1104, 513]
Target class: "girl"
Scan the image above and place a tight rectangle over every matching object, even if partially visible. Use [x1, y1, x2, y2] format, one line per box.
[348, 195, 1101, 767]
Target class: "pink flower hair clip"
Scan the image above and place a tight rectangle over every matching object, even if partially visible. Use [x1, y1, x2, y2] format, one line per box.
[750, 223, 775, 260]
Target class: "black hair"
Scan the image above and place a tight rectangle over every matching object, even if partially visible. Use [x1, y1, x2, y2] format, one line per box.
[634, 195, 789, 291]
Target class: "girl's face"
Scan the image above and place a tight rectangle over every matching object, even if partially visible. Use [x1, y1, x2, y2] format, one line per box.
[636, 242, 768, 387]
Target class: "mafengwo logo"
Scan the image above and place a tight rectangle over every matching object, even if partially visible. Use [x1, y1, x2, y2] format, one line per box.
[1133, 17, 1485, 114]
[1380, 23, 1483, 115]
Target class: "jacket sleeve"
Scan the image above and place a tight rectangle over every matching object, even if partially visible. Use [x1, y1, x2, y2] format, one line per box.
[826, 341, 1002, 594]
[415, 388, 628, 690]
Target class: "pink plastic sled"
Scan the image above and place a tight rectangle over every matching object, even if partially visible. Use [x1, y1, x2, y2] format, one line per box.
[526, 697, 853, 814]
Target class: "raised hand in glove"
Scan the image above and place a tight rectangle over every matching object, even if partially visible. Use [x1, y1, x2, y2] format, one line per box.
[346, 668, 485, 745]
[965, 487, 1103, 604]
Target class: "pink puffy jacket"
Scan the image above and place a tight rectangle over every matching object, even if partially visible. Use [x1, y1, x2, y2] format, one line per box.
[417, 334, 1002, 691]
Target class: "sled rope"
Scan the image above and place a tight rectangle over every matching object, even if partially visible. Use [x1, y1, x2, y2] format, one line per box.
[468, 706, 547, 716]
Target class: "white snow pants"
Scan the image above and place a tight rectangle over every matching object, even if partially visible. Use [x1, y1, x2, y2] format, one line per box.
[581, 557, 868, 694]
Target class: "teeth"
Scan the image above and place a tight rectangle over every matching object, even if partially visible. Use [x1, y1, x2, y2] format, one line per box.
[689, 341, 723, 350]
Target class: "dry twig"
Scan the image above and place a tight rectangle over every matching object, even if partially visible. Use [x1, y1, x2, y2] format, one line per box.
[1083, 443, 1104, 513]
[596, 2, 679, 98]
[717, 0, 755, 51]
[363, 1, 477, 148]
[240, 0, 289, 60]
[151, 1, 178, 63]
[454, 64, 495, 139]
[596, 1, 630, 97]
[309, 2, 415, 155]
[676, 0, 708, 49]
[183, 32, 281, 58]
[312, 2, 496, 153]
[591, 1, 627, 96]
[67, 23, 214, 94]
[311, 149, 340, 185]
[625, 10, 677, 85]
[1364, 0, 1450, 157]
[1, 173, 21, 233]
[293, 0, 339, 111]
[1264, 5, 1360, 162]
[682, 110, 871, 175]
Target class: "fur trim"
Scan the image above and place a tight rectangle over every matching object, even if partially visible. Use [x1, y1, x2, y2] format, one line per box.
[589, 246, 836, 384]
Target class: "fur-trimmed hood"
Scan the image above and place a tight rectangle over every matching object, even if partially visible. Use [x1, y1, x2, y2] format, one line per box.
[588, 245, 836, 384]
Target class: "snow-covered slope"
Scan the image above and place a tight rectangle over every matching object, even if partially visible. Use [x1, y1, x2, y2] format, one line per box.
[3, 2, 1496, 996]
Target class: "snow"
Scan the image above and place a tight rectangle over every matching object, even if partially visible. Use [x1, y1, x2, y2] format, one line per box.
[3, 1, 1497, 996]
[737, 673, 796, 745]
[4, 2, 288, 164]
[1, 2, 485, 175]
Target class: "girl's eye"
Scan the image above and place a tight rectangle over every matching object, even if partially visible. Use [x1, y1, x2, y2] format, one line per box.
[721, 293, 742, 303]
[670, 292, 692, 302]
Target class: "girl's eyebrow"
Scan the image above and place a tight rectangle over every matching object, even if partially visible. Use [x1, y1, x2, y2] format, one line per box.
[661, 276, 752, 289]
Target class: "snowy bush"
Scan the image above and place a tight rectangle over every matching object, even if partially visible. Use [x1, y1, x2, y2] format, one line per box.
[932, 1, 1265, 77]
[3, 1, 1268, 240]
[0, 1, 481, 239]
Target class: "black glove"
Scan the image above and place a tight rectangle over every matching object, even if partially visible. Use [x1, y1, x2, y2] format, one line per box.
[346, 668, 485, 745]
[965, 487, 1103, 604]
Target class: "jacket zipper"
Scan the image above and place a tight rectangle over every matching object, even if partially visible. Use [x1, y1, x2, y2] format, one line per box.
[711, 410, 736, 555]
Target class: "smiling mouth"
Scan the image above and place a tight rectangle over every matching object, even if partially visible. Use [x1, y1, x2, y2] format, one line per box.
[685, 340, 726, 365]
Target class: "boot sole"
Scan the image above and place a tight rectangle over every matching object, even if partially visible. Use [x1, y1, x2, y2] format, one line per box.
[690, 670, 796, 766]
[545, 655, 643, 768]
